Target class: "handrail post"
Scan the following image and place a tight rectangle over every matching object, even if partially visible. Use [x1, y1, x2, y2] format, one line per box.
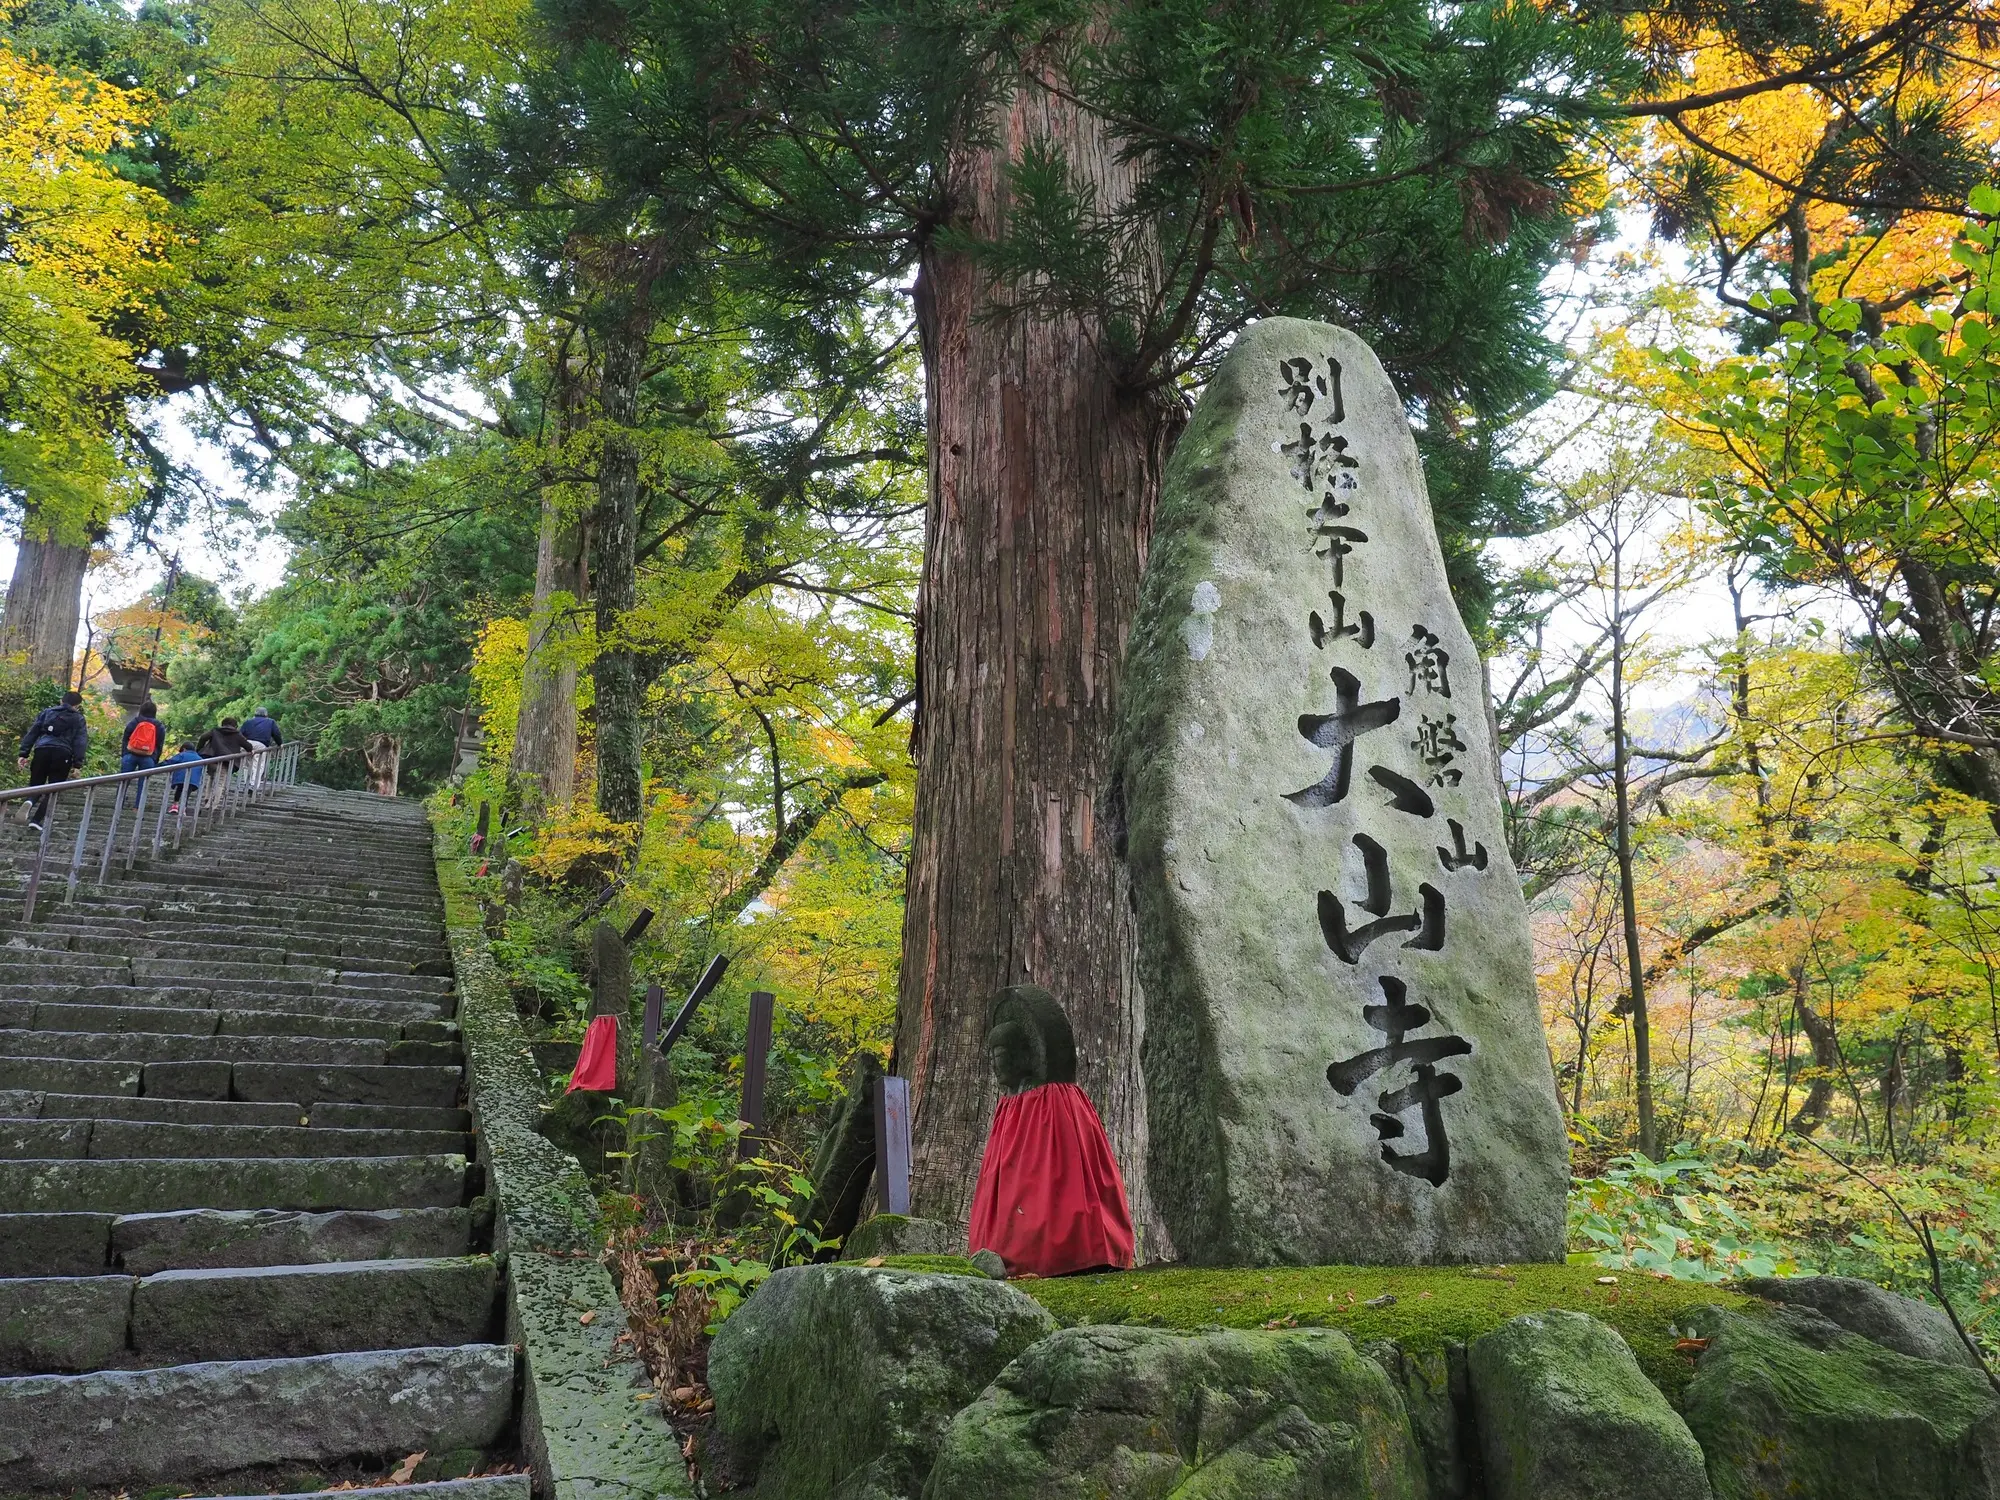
[96, 784, 125, 886]
[150, 771, 172, 858]
[65, 788, 95, 902]
[21, 807, 52, 921]
[125, 776, 150, 871]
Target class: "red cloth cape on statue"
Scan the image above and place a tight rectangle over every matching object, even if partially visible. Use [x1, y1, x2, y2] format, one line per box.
[968, 1081, 1135, 1277]
[566, 1014, 619, 1093]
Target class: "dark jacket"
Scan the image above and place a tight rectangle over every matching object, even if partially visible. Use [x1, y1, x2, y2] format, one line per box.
[121, 714, 163, 757]
[197, 726, 254, 759]
[20, 705, 87, 763]
[240, 714, 282, 747]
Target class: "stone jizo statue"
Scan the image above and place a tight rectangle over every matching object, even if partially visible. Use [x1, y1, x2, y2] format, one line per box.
[967, 986, 1134, 1278]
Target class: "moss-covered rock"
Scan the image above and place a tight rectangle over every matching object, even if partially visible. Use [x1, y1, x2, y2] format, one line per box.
[844, 1214, 962, 1260]
[1469, 1309, 1711, 1500]
[1019, 1260, 1758, 1394]
[924, 1323, 1426, 1500]
[707, 1264, 1057, 1500]
[1684, 1303, 2000, 1500]
[1739, 1275, 1981, 1369]
[1365, 1340, 1477, 1499]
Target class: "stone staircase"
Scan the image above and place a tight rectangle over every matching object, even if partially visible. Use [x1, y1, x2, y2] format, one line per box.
[0, 786, 525, 1498]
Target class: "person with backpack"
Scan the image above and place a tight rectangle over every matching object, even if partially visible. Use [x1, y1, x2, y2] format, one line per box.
[16, 691, 89, 831]
[196, 717, 254, 807]
[159, 742, 203, 813]
[121, 701, 163, 774]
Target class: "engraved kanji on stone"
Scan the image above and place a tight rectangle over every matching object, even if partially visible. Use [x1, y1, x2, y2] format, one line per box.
[1278, 355, 1346, 422]
[1437, 817, 1489, 872]
[1284, 669, 1399, 809]
[1325, 975, 1470, 1186]
[1405, 625, 1451, 698]
[1412, 713, 1466, 786]
[1310, 590, 1375, 650]
[1316, 832, 1445, 962]
[1367, 766, 1435, 819]
[1279, 423, 1358, 491]
[1309, 521, 1369, 586]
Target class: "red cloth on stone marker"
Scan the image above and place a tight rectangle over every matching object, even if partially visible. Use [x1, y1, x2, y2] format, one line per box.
[566, 1014, 619, 1094]
[968, 1081, 1135, 1278]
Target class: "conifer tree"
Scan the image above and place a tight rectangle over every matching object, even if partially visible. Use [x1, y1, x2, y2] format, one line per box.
[511, 0, 1635, 1228]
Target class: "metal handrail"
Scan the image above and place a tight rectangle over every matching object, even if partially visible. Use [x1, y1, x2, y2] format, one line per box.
[6, 739, 303, 919]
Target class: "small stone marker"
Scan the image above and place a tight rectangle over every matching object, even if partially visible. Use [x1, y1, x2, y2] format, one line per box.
[873, 1076, 912, 1217]
[1119, 316, 1567, 1265]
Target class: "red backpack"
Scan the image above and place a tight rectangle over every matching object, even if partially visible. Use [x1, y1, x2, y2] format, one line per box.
[128, 718, 160, 756]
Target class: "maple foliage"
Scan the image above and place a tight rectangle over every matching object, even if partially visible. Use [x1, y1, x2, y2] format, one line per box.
[0, 6, 173, 530]
[1617, 0, 2000, 314]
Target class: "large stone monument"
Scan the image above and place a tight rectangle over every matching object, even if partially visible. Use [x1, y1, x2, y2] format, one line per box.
[1118, 317, 1567, 1266]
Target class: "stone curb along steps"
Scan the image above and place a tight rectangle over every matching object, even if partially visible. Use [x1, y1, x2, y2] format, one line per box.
[0, 786, 527, 1498]
[709, 1263, 2000, 1500]
[433, 824, 692, 1499]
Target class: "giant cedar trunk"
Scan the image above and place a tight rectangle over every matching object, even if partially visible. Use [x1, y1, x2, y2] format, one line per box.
[1, 526, 91, 684]
[592, 313, 645, 825]
[895, 77, 1178, 1245]
[362, 732, 402, 796]
[510, 487, 585, 817]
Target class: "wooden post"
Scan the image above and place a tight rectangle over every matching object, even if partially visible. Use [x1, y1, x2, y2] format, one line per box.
[873, 1076, 912, 1216]
[659, 954, 728, 1057]
[736, 990, 776, 1160]
[641, 982, 664, 1054]
[471, 801, 490, 853]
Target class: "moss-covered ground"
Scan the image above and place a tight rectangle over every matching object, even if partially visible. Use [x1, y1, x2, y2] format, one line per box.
[880, 1256, 1759, 1395]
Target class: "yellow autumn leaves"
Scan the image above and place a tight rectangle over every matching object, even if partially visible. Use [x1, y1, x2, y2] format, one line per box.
[0, 8, 174, 529]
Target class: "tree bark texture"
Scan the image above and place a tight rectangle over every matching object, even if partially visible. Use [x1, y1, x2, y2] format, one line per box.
[894, 74, 1179, 1245]
[592, 313, 645, 825]
[1, 525, 91, 685]
[362, 732, 402, 796]
[510, 485, 586, 818]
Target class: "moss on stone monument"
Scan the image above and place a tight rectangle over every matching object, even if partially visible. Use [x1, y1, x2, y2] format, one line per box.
[1010, 1260, 1759, 1395]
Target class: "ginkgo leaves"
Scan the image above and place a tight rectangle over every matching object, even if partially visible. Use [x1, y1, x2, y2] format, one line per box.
[0, 18, 175, 527]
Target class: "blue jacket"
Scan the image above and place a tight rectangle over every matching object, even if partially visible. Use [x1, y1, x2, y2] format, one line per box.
[241, 715, 282, 747]
[159, 749, 203, 787]
[20, 705, 87, 763]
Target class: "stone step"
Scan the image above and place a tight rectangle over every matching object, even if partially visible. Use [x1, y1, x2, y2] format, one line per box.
[0, 1212, 119, 1275]
[0, 1056, 460, 1106]
[0, 983, 446, 1026]
[0, 1090, 469, 1133]
[62, 930, 452, 966]
[0, 1028, 399, 1067]
[133, 1255, 497, 1365]
[0, 1257, 497, 1373]
[0, 1057, 141, 1096]
[111, 1206, 478, 1275]
[35, 910, 447, 942]
[0, 1205, 477, 1277]
[0, 1118, 466, 1160]
[0, 999, 406, 1041]
[0, 1153, 466, 1213]
[0, 1343, 515, 1490]
[128, 957, 453, 992]
[232, 1061, 462, 1107]
[0, 1089, 294, 1124]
